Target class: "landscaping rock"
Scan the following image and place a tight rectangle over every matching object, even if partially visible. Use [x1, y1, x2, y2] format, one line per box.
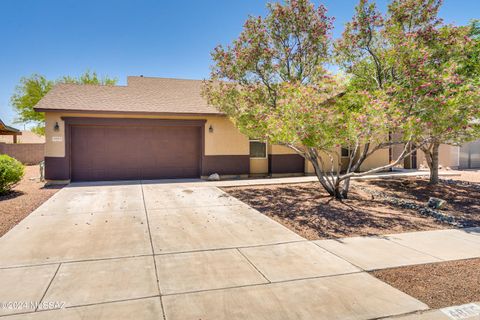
[428, 197, 446, 210]
[353, 185, 461, 227]
[208, 173, 220, 181]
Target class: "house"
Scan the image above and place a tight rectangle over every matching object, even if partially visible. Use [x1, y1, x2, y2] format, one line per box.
[34, 76, 389, 182]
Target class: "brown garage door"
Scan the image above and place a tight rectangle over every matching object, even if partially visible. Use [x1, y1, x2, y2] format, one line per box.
[70, 124, 201, 181]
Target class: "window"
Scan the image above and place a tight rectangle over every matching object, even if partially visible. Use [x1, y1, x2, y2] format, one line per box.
[249, 140, 267, 158]
[341, 147, 350, 158]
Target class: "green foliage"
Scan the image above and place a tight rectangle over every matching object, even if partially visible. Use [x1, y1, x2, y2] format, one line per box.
[459, 20, 480, 85]
[31, 125, 45, 136]
[11, 71, 117, 135]
[336, 0, 480, 145]
[0, 155, 25, 195]
[11, 74, 53, 129]
[205, 0, 342, 145]
[60, 70, 117, 86]
[204, 0, 404, 198]
[207, 0, 480, 195]
[204, 0, 402, 160]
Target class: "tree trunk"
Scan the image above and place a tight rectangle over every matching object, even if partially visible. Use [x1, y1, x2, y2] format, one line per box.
[429, 142, 440, 184]
[340, 177, 351, 199]
[302, 140, 421, 200]
[308, 153, 336, 197]
[332, 179, 345, 200]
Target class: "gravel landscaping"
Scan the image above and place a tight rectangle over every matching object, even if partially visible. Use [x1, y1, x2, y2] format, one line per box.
[0, 165, 64, 236]
[371, 258, 480, 308]
[365, 178, 480, 227]
[222, 176, 480, 240]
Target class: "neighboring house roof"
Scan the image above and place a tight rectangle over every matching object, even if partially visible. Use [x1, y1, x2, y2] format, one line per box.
[0, 130, 45, 144]
[34, 76, 223, 116]
[0, 119, 21, 135]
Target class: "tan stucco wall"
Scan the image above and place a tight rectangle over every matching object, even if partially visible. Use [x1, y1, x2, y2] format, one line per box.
[45, 112, 391, 174]
[417, 144, 460, 169]
[304, 147, 390, 174]
[44, 112, 249, 157]
[305, 152, 338, 174]
[270, 144, 339, 173]
[250, 158, 268, 174]
[359, 148, 390, 172]
[269, 144, 296, 155]
[45, 112, 66, 157]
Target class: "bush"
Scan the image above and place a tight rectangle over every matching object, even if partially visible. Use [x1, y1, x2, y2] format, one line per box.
[0, 155, 24, 194]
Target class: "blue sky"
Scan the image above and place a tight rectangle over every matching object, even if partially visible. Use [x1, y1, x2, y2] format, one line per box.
[1, 0, 479, 127]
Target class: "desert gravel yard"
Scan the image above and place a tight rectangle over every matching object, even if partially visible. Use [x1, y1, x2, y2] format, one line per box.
[0, 165, 64, 236]
[222, 177, 480, 240]
[371, 258, 480, 309]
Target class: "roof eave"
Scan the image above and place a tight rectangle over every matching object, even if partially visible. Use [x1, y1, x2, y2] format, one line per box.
[0, 118, 21, 134]
[34, 108, 226, 117]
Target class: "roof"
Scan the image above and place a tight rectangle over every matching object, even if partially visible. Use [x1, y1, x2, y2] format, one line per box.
[0, 131, 45, 144]
[34, 76, 223, 115]
[0, 119, 21, 135]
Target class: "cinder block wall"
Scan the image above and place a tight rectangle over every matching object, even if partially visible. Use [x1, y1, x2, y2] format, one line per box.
[0, 143, 45, 165]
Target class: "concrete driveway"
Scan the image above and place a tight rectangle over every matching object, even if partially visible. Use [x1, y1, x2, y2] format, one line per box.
[0, 181, 428, 319]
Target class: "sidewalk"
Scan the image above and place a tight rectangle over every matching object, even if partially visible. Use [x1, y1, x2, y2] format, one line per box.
[387, 301, 480, 319]
[314, 227, 480, 271]
[126, 169, 461, 189]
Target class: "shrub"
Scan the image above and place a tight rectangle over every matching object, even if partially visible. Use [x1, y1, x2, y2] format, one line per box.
[0, 155, 25, 194]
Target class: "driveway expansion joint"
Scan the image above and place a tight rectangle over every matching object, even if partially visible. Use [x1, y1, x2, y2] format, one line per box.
[0, 253, 155, 270]
[62, 294, 161, 310]
[312, 241, 366, 271]
[235, 248, 272, 283]
[385, 237, 445, 261]
[140, 182, 167, 320]
[159, 270, 366, 297]
[35, 263, 61, 312]
[153, 239, 309, 257]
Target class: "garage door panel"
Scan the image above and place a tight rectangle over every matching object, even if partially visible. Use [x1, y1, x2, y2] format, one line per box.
[460, 139, 480, 169]
[71, 124, 201, 181]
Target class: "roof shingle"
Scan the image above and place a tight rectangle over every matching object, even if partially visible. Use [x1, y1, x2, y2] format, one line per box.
[34, 76, 222, 115]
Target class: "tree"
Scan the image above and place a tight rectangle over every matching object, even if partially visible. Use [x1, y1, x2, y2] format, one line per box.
[11, 71, 117, 135]
[10, 75, 53, 135]
[386, 1, 479, 184]
[60, 71, 117, 86]
[336, 0, 480, 184]
[461, 20, 480, 81]
[203, 0, 417, 199]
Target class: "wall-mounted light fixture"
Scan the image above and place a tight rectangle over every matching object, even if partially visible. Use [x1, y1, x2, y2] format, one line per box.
[54, 122, 60, 132]
[209, 125, 214, 133]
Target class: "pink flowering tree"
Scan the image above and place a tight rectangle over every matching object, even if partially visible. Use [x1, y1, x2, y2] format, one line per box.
[203, 0, 418, 199]
[336, 0, 480, 184]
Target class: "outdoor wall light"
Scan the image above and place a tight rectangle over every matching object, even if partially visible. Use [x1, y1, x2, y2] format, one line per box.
[209, 125, 214, 133]
[54, 122, 60, 132]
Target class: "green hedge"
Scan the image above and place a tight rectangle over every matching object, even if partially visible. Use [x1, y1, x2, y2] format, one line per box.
[0, 155, 25, 194]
